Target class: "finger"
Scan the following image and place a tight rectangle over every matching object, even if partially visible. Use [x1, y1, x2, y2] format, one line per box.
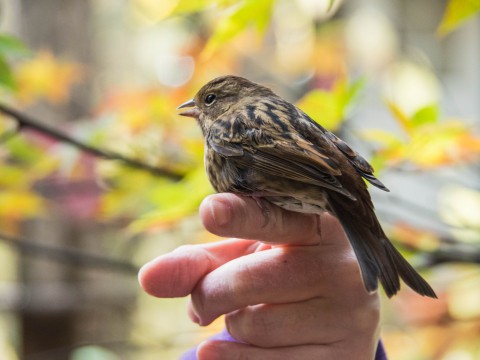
[200, 193, 329, 245]
[225, 296, 379, 348]
[197, 340, 378, 360]
[138, 238, 264, 298]
[191, 243, 363, 325]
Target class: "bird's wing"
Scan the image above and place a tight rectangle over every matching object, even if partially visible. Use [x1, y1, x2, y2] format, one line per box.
[323, 131, 389, 192]
[207, 120, 356, 200]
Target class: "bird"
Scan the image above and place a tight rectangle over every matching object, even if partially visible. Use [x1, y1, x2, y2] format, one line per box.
[177, 75, 437, 299]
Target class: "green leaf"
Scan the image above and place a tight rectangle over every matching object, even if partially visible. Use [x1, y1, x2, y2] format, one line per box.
[0, 34, 28, 90]
[411, 104, 439, 127]
[4, 135, 44, 164]
[344, 77, 366, 110]
[170, 0, 213, 14]
[0, 34, 28, 56]
[128, 165, 214, 232]
[327, 0, 335, 12]
[0, 56, 16, 90]
[203, 0, 274, 57]
[296, 78, 365, 131]
[437, 0, 480, 36]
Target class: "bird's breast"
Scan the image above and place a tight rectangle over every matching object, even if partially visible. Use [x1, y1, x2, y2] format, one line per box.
[204, 145, 240, 193]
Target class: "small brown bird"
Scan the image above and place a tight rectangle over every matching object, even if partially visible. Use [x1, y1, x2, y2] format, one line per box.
[178, 75, 436, 298]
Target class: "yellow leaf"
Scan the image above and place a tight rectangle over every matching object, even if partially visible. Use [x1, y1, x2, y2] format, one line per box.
[15, 51, 82, 105]
[0, 190, 44, 219]
[437, 0, 480, 36]
[361, 129, 404, 148]
[0, 164, 29, 188]
[361, 129, 406, 169]
[297, 89, 341, 130]
[386, 101, 413, 136]
[407, 121, 480, 167]
[367, 117, 480, 169]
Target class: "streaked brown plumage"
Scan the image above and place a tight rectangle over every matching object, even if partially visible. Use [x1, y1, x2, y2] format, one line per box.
[178, 75, 436, 298]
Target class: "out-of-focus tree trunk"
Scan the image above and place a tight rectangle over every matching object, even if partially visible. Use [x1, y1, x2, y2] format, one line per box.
[19, 0, 93, 121]
[14, 1, 135, 359]
[18, 1, 92, 358]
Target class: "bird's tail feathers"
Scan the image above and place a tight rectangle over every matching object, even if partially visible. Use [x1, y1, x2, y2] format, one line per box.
[331, 202, 436, 298]
[336, 212, 399, 297]
[382, 238, 437, 298]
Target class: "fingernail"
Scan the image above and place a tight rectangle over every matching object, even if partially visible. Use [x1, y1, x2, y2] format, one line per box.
[197, 340, 227, 360]
[209, 198, 231, 227]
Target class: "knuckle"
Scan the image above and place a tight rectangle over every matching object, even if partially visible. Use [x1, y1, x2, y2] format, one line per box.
[353, 297, 380, 334]
[173, 244, 212, 267]
[340, 291, 380, 338]
[227, 306, 279, 348]
[230, 261, 257, 294]
[190, 285, 208, 320]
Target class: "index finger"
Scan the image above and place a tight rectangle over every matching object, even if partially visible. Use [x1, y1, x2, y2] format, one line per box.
[138, 238, 265, 298]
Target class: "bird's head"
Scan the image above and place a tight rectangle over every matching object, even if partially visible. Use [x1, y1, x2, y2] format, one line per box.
[177, 75, 274, 133]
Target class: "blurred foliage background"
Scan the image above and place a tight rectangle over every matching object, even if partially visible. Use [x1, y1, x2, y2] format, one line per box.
[0, 0, 479, 359]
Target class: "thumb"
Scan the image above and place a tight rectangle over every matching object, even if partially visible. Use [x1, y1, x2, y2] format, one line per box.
[200, 193, 325, 245]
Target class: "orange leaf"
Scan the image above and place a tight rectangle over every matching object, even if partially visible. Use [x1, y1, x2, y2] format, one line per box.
[390, 222, 440, 250]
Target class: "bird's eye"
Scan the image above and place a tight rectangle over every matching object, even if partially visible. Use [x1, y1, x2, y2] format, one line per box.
[205, 93, 216, 105]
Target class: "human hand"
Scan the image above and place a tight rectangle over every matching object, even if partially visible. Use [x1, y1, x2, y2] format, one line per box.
[139, 193, 380, 360]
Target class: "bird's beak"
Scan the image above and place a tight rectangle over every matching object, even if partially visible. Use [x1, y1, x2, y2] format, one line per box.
[177, 99, 200, 118]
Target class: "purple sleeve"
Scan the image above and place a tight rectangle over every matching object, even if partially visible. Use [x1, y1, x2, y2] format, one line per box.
[180, 329, 387, 360]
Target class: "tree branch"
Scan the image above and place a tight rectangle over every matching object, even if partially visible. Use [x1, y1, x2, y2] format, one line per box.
[0, 103, 184, 180]
[423, 245, 480, 266]
[0, 232, 139, 275]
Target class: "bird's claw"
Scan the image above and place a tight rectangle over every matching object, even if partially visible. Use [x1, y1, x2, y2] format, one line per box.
[252, 196, 270, 228]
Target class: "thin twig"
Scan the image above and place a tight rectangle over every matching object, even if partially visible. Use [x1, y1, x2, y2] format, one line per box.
[0, 103, 184, 180]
